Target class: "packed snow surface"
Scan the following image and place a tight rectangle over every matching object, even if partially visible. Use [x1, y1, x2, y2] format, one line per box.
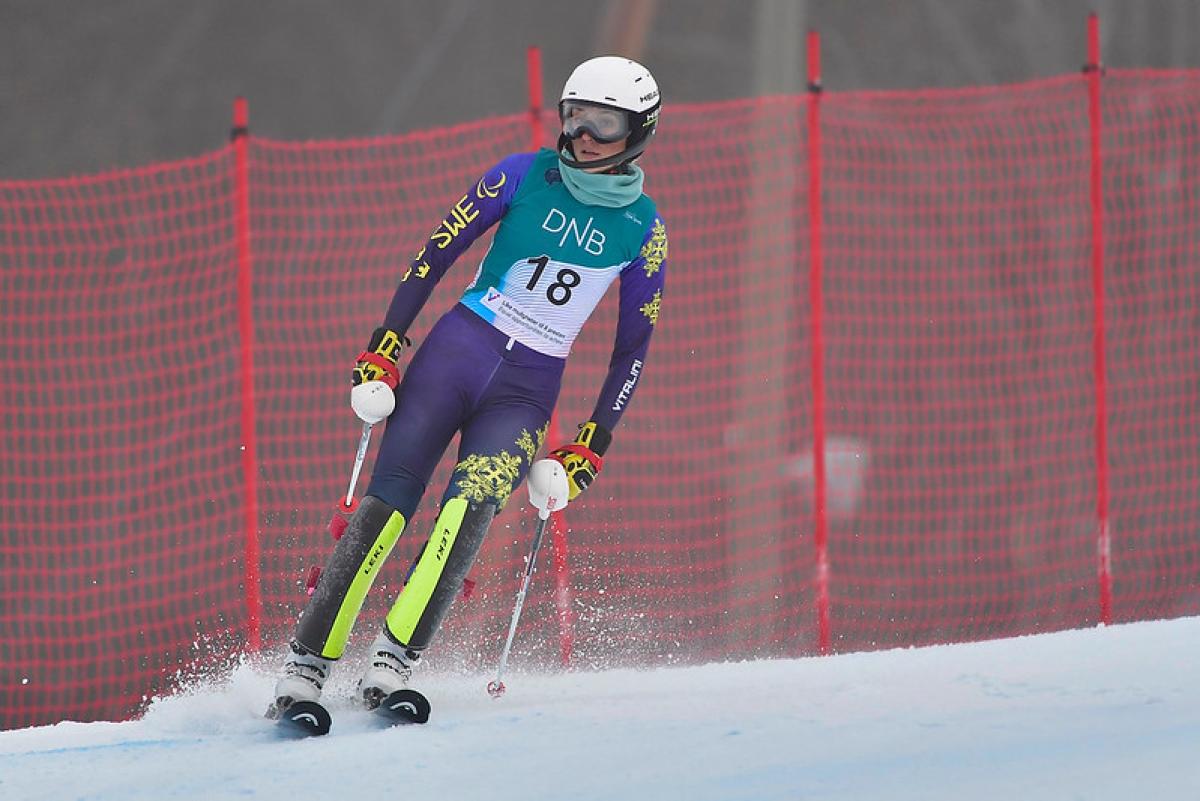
[2, 617, 1198, 800]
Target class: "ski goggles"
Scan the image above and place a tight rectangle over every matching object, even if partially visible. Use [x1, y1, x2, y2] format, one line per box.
[560, 100, 631, 144]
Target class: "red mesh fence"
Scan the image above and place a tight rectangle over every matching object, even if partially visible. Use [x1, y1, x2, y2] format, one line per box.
[819, 76, 1102, 647]
[0, 156, 249, 726]
[1102, 71, 1200, 622]
[2, 66, 1199, 729]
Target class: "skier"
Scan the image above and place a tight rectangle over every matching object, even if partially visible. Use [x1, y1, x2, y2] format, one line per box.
[269, 55, 668, 716]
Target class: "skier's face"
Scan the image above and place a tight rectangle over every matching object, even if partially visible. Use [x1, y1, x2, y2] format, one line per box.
[573, 131, 628, 172]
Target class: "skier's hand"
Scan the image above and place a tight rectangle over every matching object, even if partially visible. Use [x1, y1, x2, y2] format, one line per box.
[352, 327, 410, 389]
[550, 421, 612, 501]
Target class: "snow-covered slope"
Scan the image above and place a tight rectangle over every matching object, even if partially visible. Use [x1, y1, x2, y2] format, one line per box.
[2, 617, 1198, 801]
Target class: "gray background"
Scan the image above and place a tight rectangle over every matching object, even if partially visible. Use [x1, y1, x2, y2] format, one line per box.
[2, 0, 1197, 180]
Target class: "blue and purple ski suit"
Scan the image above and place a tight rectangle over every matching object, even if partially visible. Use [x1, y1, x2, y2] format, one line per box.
[291, 148, 669, 660]
[365, 147, 668, 520]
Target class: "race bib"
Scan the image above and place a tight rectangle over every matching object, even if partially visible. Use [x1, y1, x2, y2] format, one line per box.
[466, 255, 623, 357]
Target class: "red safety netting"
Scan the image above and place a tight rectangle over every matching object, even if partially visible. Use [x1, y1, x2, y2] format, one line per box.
[0, 155, 249, 726]
[819, 76, 1102, 648]
[1101, 71, 1200, 623]
[2, 67, 1198, 729]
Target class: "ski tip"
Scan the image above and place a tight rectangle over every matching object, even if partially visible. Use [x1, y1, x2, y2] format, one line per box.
[276, 700, 332, 736]
[486, 680, 506, 698]
[375, 689, 431, 725]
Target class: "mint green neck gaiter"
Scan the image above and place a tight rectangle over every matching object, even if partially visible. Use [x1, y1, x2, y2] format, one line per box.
[558, 152, 645, 208]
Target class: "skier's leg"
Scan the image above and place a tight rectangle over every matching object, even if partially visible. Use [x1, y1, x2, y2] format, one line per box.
[292, 497, 408, 657]
[269, 493, 407, 712]
[273, 318, 485, 707]
[361, 376, 559, 702]
[358, 495, 499, 706]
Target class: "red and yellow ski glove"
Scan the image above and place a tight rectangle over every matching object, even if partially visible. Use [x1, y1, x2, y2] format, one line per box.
[550, 421, 612, 501]
[352, 327, 410, 389]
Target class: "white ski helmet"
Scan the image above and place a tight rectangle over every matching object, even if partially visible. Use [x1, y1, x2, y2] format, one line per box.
[558, 56, 661, 171]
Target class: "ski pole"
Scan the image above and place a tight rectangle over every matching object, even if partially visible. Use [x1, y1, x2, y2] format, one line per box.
[340, 378, 396, 513]
[328, 421, 375, 542]
[343, 421, 373, 510]
[487, 507, 552, 698]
